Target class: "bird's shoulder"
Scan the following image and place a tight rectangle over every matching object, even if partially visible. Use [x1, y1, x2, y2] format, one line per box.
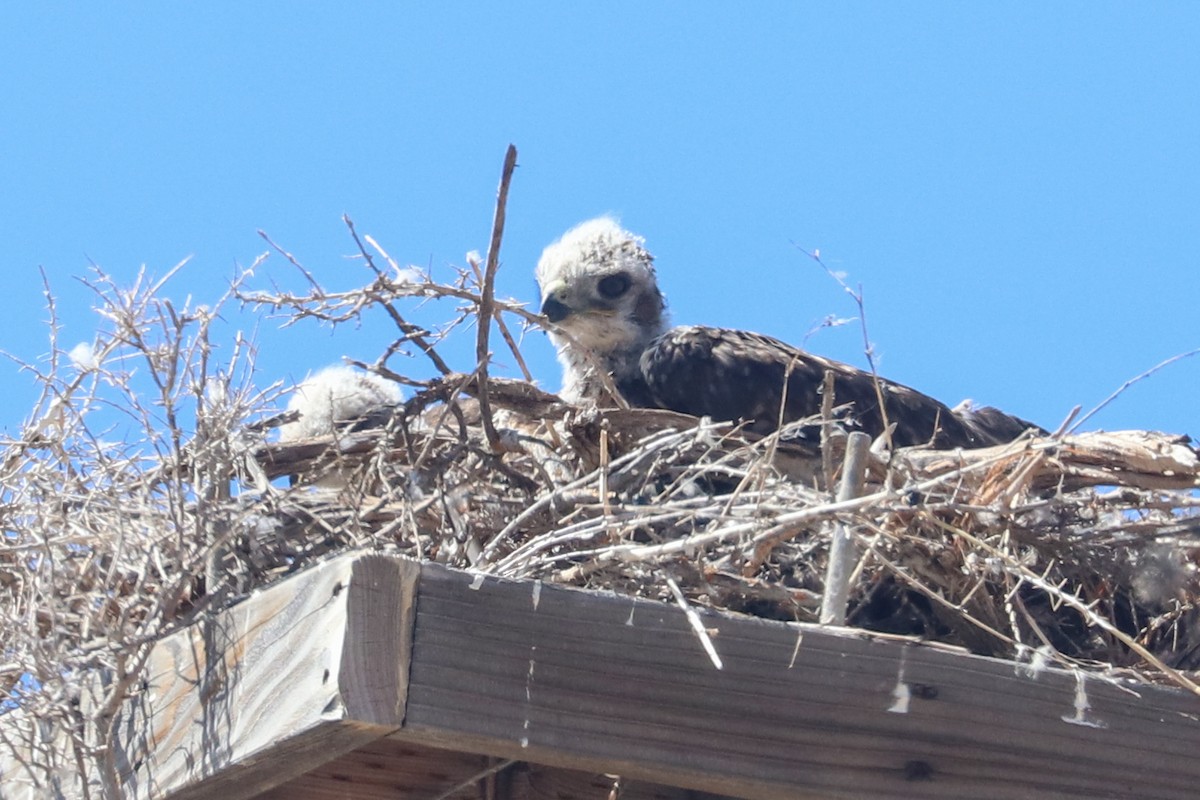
[636, 325, 973, 445]
[638, 325, 831, 427]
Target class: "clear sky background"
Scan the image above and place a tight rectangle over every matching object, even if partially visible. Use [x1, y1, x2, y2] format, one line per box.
[1, 4, 1197, 439]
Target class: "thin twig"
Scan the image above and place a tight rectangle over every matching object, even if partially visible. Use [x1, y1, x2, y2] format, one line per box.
[798, 246, 894, 450]
[665, 575, 723, 670]
[258, 230, 321, 290]
[475, 144, 519, 452]
[344, 215, 454, 376]
[1069, 348, 1200, 433]
[820, 369, 836, 490]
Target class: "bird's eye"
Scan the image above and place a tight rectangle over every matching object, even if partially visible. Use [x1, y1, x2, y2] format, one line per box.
[597, 272, 631, 299]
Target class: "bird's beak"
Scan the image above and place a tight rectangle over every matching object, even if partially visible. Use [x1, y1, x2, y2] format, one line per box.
[541, 295, 571, 323]
[540, 286, 573, 323]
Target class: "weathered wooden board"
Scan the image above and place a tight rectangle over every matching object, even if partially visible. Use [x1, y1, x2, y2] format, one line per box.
[0, 555, 419, 800]
[126, 554, 418, 800]
[397, 565, 1200, 800]
[5, 553, 1200, 799]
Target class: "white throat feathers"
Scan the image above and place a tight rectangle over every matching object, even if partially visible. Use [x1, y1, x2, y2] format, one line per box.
[535, 217, 667, 404]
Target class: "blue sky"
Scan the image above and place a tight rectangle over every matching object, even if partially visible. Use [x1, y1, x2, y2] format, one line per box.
[1, 4, 1197, 438]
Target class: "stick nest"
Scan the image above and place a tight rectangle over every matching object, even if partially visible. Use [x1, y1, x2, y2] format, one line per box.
[1, 212, 1198, 793]
[259, 377, 1200, 681]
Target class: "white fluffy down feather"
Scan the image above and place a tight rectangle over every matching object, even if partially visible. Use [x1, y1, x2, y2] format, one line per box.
[278, 365, 402, 442]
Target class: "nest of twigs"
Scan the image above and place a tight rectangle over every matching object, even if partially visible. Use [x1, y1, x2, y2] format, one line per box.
[1, 154, 1198, 793]
[255, 374, 1200, 680]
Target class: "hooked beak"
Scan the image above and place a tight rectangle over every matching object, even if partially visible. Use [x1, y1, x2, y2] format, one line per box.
[541, 295, 571, 323]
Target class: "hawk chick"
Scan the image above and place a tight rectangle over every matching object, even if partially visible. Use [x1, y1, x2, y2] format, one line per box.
[278, 365, 401, 442]
[536, 217, 1040, 449]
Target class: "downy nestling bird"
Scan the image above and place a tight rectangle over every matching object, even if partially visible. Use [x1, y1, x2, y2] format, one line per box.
[536, 217, 1041, 449]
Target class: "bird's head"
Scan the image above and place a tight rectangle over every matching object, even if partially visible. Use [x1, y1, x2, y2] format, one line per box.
[535, 217, 667, 373]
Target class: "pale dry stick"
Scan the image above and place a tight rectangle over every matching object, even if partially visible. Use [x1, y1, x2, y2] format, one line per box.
[842, 527, 882, 599]
[67, 283, 240, 792]
[984, 445, 1048, 509]
[664, 575, 724, 670]
[932, 516, 1200, 700]
[406, 372, 478, 482]
[705, 368, 806, 525]
[491, 308, 535, 382]
[299, 269, 629, 409]
[498, 505, 711, 580]
[242, 282, 377, 325]
[507, 504, 720, 579]
[1050, 404, 1083, 437]
[1008, 589, 1063, 657]
[245, 232, 437, 333]
[820, 431, 871, 625]
[651, 419, 745, 507]
[730, 354, 802, 504]
[595, 493, 890, 565]
[599, 421, 611, 519]
[491, 308, 565, 452]
[465, 248, 484, 285]
[995, 530, 1029, 653]
[2, 299, 118, 477]
[482, 426, 713, 567]
[820, 369, 836, 490]
[599, 437, 1047, 564]
[1068, 348, 1200, 434]
[360, 232, 410, 280]
[502, 510, 616, 567]
[475, 144, 519, 454]
[464, 245, 536, 386]
[550, 495, 794, 582]
[712, 436, 771, 516]
[734, 402, 849, 578]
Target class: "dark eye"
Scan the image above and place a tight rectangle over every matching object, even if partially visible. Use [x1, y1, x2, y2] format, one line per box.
[597, 272, 631, 299]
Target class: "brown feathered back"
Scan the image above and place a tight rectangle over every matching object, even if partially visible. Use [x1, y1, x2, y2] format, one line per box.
[640, 326, 1043, 448]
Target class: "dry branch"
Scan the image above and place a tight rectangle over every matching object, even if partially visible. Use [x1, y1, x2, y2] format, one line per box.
[474, 143, 519, 453]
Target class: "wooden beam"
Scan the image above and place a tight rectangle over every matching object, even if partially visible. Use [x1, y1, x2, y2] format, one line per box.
[130, 555, 419, 800]
[6, 553, 1200, 799]
[1, 555, 419, 800]
[398, 564, 1200, 800]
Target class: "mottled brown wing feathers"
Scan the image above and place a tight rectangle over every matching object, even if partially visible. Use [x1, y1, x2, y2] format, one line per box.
[639, 326, 1040, 449]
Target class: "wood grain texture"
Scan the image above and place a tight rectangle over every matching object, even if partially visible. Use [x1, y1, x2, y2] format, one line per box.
[108, 555, 415, 800]
[339, 556, 420, 726]
[258, 739, 738, 800]
[119, 555, 380, 799]
[8, 553, 1200, 799]
[255, 738, 494, 800]
[399, 564, 1200, 800]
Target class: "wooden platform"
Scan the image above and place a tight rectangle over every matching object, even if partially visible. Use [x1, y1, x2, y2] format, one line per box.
[4, 553, 1200, 799]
